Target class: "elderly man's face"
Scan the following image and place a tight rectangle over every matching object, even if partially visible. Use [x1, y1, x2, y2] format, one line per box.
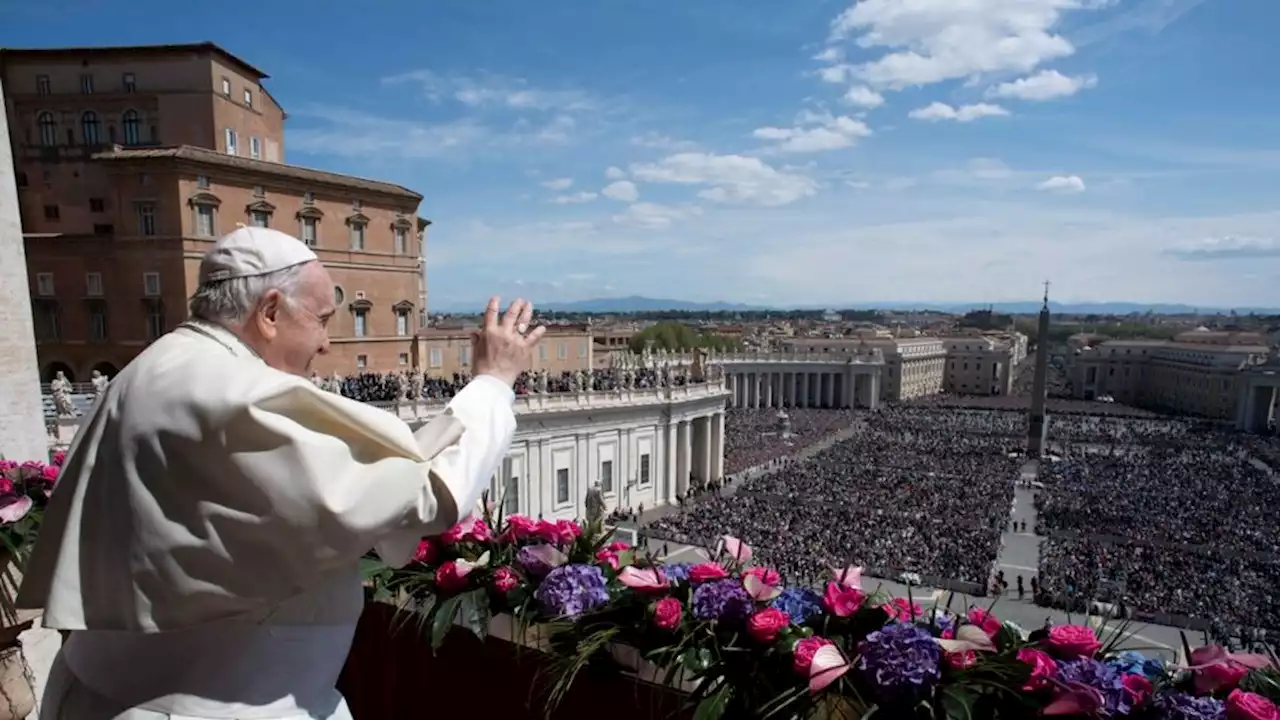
[254, 262, 336, 376]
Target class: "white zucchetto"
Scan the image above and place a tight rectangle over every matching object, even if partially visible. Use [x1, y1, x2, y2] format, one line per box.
[198, 226, 319, 284]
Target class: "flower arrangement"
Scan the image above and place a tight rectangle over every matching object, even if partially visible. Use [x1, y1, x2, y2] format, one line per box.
[0, 452, 62, 625]
[366, 506, 1280, 719]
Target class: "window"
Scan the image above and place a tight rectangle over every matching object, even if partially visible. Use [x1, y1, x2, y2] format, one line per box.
[250, 136, 261, 159]
[349, 221, 366, 250]
[81, 111, 101, 144]
[398, 353, 409, 366]
[89, 304, 107, 342]
[301, 217, 318, 246]
[502, 457, 520, 515]
[137, 203, 156, 236]
[35, 303, 60, 342]
[36, 273, 54, 296]
[146, 304, 164, 340]
[303, 191, 315, 203]
[356, 354, 368, 369]
[639, 453, 651, 485]
[353, 310, 368, 337]
[80, 73, 94, 94]
[38, 112, 57, 146]
[539, 345, 548, 361]
[122, 72, 136, 92]
[143, 272, 161, 297]
[250, 210, 269, 228]
[36, 75, 50, 95]
[43, 205, 60, 220]
[89, 197, 105, 212]
[224, 128, 237, 155]
[122, 109, 141, 145]
[579, 341, 588, 359]
[458, 345, 471, 365]
[557, 342, 567, 359]
[429, 348, 443, 368]
[221, 77, 231, 96]
[244, 88, 253, 107]
[195, 205, 215, 237]
[394, 226, 407, 254]
[600, 460, 614, 493]
[197, 175, 210, 189]
[333, 286, 345, 305]
[85, 272, 103, 297]
[556, 468, 570, 505]
[396, 309, 409, 337]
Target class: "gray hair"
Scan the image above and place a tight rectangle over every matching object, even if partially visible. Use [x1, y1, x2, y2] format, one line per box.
[188, 263, 309, 325]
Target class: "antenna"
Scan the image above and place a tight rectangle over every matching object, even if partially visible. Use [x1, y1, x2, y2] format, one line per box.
[1042, 280, 1051, 307]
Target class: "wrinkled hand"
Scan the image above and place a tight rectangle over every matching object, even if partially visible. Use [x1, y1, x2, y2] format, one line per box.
[472, 297, 545, 387]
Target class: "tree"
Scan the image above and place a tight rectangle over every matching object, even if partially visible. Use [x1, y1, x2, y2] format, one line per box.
[627, 322, 742, 352]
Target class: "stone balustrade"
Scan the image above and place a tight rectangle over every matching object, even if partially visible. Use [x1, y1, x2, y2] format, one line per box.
[656, 350, 885, 365]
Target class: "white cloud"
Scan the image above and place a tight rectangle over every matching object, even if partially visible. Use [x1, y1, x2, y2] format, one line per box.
[605, 166, 627, 180]
[986, 69, 1098, 101]
[383, 69, 596, 113]
[823, 0, 1104, 90]
[908, 102, 1010, 122]
[542, 177, 574, 190]
[612, 202, 703, 229]
[602, 180, 640, 203]
[551, 191, 598, 204]
[814, 47, 845, 63]
[752, 111, 872, 154]
[630, 152, 819, 207]
[842, 86, 885, 108]
[1036, 175, 1086, 193]
[1165, 235, 1280, 261]
[630, 132, 699, 151]
[818, 64, 854, 84]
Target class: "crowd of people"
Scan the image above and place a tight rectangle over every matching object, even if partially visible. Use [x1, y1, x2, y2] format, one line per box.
[649, 408, 1021, 587]
[332, 366, 702, 403]
[722, 408, 860, 475]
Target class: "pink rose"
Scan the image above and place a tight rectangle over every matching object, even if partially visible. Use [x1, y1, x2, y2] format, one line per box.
[503, 514, 539, 541]
[822, 582, 866, 617]
[1226, 689, 1280, 720]
[1017, 648, 1058, 691]
[556, 519, 582, 542]
[884, 597, 923, 621]
[747, 608, 790, 643]
[42, 463, 60, 484]
[742, 566, 782, 586]
[1045, 624, 1102, 659]
[413, 539, 437, 564]
[534, 519, 581, 545]
[688, 562, 728, 583]
[0, 478, 12, 495]
[52, 451, 66, 466]
[607, 541, 632, 552]
[595, 549, 620, 570]
[1121, 674, 1152, 706]
[492, 566, 519, 593]
[792, 636, 833, 676]
[652, 597, 682, 630]
[442, 517, 490, 544]
[967, 608, 1002, 638]
[434, 561, 469, 593]
[946, 650, 977, 670]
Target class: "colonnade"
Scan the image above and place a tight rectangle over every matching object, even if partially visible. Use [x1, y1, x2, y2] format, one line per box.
[664, 410, 725, 500]
[724, 368, 880, 410]
[1237, 371, 1279, 435]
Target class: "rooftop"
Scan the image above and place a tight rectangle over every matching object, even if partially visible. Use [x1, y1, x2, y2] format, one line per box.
[0, 42, 269, 80]
[91, 145, 424, 202]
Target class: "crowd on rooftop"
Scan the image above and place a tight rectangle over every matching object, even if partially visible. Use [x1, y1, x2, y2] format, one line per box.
[330, 366, 702, 403]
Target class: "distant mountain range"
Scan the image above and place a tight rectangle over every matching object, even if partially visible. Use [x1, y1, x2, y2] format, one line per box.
[434, 296, 1280, 316]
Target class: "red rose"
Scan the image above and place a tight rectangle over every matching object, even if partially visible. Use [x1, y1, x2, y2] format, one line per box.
[1226, 689, 1280, 720]
[435, 561, 469, 593]
[1017, 648, 1058, 691]
[747, 608, 790, 643]
[652, 597, 682, 630]
[1044, 625, 1102, 659]
[595, 549, 620, 570]
[607, 541, 632, 552]
[1121, 674, 1152, 706]
[41, 463, 60, 484]
[503, 514, 538, 541]
[413, 539, 437, 564]
[688, 562, 728, 583]
[492, 567, 518, 593]
[967, 608, 1002, 638]
[822, 582, 866, 617]
[946, 650, 978, 670]
[742, 566, 781, 586]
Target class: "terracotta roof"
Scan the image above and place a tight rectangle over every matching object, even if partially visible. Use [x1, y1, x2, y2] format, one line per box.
[91, 145, 423, 201]
[0, 42, 269, 79]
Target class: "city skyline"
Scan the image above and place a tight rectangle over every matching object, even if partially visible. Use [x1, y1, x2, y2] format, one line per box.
[5, 0, 1278, 308]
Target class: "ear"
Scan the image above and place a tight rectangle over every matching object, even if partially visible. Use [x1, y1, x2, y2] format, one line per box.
[257, 289, 285, 334]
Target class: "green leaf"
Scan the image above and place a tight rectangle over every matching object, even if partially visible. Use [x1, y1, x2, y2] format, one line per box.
[940, 687, 976, 720]
[692, 682, 732, 720]
[458, 589, 490, 640]
[430, 595, 463, 650]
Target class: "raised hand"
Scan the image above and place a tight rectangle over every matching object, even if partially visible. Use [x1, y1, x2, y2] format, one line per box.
[472, 297, 545, 387]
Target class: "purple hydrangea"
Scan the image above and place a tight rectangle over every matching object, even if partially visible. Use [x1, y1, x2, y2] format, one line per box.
[692, 579, 753, 625]
[662, 563, 693, 584]
[771, 587, 823, 624]
[927, 612, 954, 633]
[1152, 692, 1226, 720]
[856, 622, 941, 699]
[1058, 659, 1132, 716]
[517, 545, 554, 579]
[534, 564, 609, 618]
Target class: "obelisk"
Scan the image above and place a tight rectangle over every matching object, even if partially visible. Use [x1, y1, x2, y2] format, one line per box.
[1025, 282, 1051, 457]
[0, 77, 48, 461]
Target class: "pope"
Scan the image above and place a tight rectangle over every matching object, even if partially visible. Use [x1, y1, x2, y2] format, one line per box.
[18, 226, 545, 719]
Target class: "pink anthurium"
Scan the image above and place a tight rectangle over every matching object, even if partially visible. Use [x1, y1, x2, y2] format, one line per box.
[1043, 683, 1105, 716]
[743, 573, 782, 602]
[455, 551, 491, 578]
[936, 625, 997, 654]
[808, 644, 850, 694]
[720, 535, 753, 564]
[618, 566, 669, 592]
[524, 543, 568, 569]
[830, 565, 863, 590]
[1186, 645, 1274, 695]
[0, 496, 33, 524]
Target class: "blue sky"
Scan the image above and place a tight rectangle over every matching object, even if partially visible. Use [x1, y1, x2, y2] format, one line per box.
[7, 0, 1279, 309]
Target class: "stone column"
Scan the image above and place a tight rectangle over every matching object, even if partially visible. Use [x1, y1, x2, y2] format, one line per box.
[677, 420, 692, 496]
[710, 411, 725, 482]
[799, 373, 809, 408]
[0, 78, 46, 462]
[698, 416, 712, 487]
[763, 372, 773, 408]
[666, 422, 679, 504]
[825, 374, 835, 408]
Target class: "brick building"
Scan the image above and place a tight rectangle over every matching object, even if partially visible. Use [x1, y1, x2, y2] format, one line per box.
[413, 326, 596, 379]
[1, 43, 427, 381]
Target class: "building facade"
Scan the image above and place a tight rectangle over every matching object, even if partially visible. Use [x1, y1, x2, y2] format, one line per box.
[780, 334, 946, 402]
[413, 326, 596, 378]
[942, 334, 1022, 396]
[3, 43, 427, 380]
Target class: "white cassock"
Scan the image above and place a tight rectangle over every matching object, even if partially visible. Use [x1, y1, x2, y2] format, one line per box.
[18, 320, 516, 719]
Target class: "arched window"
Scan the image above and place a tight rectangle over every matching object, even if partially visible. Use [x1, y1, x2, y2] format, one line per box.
[38, 112, 57, 147]
[81, 111, 101, 145]
[122, 109, 141, 145]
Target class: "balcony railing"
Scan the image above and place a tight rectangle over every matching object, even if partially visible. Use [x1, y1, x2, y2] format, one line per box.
[662, 350, 886, 364]
[367, 379, 729, 418]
